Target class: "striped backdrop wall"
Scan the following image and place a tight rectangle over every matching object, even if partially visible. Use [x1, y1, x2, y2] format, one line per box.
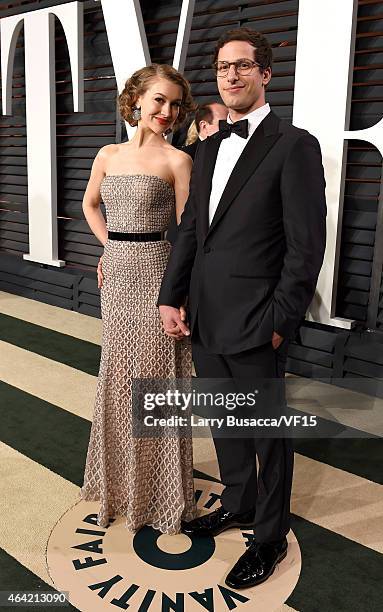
[0, 0, 382, 390]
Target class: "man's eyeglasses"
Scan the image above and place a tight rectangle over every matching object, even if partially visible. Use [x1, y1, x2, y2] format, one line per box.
[213, 59, 262, 77]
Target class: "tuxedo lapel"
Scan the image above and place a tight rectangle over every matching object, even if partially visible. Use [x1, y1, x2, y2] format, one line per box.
[198, 135, 222, 238]
[206, 111, 282, 239]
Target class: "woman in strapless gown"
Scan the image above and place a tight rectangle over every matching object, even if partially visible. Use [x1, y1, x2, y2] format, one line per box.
[80, 65, 196, 534]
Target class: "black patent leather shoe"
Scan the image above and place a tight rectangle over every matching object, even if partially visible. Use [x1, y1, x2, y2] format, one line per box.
[181, 506, 255, 537]
[225, 537, 288, 589]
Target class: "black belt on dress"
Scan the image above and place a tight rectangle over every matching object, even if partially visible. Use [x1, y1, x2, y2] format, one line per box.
[108, 231, 165, 242]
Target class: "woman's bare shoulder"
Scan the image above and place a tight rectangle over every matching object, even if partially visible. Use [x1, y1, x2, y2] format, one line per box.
[94, 144, 127, 174]
[96, 143, 120, 162]
[165, 145, 192, 170]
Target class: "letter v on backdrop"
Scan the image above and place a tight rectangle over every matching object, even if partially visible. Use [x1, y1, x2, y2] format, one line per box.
[100, 0, 195, 138]
[1, 0, 382, 328]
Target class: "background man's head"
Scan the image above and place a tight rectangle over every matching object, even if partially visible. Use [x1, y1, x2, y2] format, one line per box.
[213, 28, 272, 118]
[195, 102, 228, 139]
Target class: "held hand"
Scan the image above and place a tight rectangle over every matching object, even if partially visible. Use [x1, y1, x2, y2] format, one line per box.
[272, 331, 284, 350]
[159, 305, 190, 340]
[180, 305, 188, 323]
[97, 256, 104, 289]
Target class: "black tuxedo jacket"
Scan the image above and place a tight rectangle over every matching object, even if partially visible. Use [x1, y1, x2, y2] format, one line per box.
[181, 139, 200, 160]
[158, 111, 327, 354]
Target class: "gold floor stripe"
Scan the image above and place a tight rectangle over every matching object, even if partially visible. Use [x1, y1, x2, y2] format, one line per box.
[0, 441, 79, 584]
[292, 455, 383, 553]
[0, 291, 101, 345]
[286, 375, 383, 437]
[0, 341, 96, 420]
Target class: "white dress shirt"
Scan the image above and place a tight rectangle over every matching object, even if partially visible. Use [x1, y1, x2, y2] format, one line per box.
[208, 103, 271, 226]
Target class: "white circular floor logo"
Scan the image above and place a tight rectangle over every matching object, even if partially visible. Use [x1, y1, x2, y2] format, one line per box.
[47, 477, 301, 611]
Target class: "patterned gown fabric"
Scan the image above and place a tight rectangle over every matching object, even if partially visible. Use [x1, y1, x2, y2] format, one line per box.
[81, 174, 196, 534]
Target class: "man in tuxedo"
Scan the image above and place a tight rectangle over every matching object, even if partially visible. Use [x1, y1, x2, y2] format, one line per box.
[158, 28, 326, 589]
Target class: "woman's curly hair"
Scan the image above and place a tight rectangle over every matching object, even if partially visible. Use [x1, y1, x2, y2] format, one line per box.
[119, 64, 195, 131]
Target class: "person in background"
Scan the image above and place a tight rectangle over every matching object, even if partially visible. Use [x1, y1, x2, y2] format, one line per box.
[182, 102, 228, 160]
[184, 119, 199, 146]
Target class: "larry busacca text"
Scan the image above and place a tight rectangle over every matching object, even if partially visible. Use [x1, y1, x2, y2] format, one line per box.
[143, 413, 318, 429]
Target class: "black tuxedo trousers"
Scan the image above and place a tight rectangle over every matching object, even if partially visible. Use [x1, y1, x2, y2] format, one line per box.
[192, 321, 293, 542]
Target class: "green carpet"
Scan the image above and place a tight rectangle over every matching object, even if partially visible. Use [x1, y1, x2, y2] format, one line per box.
[0, 313, 100, 376]
[0, 547, 79, 611]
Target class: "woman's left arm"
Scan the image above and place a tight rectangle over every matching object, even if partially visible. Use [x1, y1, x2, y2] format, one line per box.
[162, 151, 193, 337]
[173, 152, 193, 224]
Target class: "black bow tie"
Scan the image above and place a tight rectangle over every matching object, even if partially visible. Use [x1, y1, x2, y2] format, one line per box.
[218, 119, 249, 139]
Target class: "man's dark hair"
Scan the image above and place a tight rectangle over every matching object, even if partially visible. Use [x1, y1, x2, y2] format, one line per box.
[195, 104, 214, 133]
[212, 27, 273, 71]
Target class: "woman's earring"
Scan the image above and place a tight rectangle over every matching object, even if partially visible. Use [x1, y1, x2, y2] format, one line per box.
[163, 127, 173, 136]
[132, 107, 141, 121]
